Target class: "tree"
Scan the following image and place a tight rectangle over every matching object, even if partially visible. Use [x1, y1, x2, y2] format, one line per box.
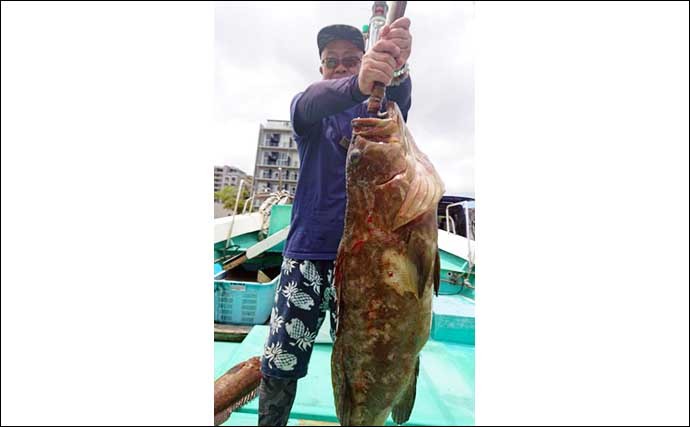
[215, 185, 251, 213]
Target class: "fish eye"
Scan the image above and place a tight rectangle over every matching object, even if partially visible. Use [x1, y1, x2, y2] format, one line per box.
[349, 149, 362, 165]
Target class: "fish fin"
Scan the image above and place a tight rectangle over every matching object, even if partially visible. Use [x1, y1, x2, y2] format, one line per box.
[334, 362, 352, 426]
[407, 230, 434, 299]
[394, 171, 430, 230]
[213, 384, 259, 425]
[434, 250, 440, 297]
[214, 406, 233, 426]
[393, 130, 444, 231]
[391, 356, 420, 425]
[213, 385, 259, 425]
[333, 250, 345, 338]
[226, 386, 259, 413]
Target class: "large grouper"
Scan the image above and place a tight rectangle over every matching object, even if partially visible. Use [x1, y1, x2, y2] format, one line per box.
[331, 101, 445, 425]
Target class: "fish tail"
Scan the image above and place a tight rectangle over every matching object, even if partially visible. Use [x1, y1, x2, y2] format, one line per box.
[391, 356, 420, 425]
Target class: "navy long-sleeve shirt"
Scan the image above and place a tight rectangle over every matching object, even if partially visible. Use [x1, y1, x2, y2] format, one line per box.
[282, 74, 412, 260]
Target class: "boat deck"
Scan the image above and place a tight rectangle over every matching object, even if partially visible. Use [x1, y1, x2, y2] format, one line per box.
[215, 322, 475, 426]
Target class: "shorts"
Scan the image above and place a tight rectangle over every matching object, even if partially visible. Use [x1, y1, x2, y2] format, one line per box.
[260, 257, 337, 379]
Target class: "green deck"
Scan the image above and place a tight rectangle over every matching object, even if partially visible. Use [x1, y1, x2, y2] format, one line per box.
[215, 325, 474, 426]
[214, 341, 243, 379]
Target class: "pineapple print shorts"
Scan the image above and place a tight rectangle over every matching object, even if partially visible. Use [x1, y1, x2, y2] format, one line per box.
[261, 258, 337, 379]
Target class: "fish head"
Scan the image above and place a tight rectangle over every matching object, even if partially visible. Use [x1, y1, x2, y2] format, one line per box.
[348, 102, 445, 231]
[347, 103, 410, 188]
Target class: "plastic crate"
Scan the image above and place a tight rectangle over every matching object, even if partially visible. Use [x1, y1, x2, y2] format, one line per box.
[431, 295, 475, 345]
[214, 269, 280, 325]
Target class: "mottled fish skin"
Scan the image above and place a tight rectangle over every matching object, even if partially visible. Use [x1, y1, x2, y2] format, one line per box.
[214, 356, 262, 425]
[331, 102, 445, 426]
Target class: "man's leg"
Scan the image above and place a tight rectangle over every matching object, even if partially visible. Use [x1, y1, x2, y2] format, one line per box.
[258, 258, 332, 426]
[258, 375, 298, 426]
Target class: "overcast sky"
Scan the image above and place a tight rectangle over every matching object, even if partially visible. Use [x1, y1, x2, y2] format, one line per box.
[214, 1, 474, 196]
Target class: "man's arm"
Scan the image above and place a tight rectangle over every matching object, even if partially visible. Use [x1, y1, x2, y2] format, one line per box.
[386, 76, 412, 121]
[292, 75, 368, 136]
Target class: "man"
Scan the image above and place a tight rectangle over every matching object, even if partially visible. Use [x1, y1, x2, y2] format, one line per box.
[258, 18, 413, 426]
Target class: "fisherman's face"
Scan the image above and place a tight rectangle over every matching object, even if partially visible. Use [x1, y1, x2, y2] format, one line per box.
[320, 40, 363, 80]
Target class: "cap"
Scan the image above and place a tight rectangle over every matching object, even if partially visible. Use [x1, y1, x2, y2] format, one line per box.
[317, 24, 366, 56]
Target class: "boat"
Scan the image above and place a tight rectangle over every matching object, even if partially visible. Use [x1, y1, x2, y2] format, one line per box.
[213, 190, 476, 425]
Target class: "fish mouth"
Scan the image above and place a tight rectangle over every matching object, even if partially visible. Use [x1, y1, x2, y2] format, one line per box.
[352, 104, 408, 155]
[351, 102, 410, 187]
[352, 117, 398, 142]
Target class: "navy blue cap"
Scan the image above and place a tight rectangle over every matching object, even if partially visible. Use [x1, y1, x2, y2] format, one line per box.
[317, 24, 366, 56]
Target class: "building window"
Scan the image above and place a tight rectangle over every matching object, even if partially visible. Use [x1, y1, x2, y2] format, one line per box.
[264, 152, 279, 165]
[265, 133, 280, 147]
[277, 152, 290, 166]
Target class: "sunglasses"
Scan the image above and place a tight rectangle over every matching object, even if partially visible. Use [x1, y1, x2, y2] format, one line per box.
[321, 56, 361, 69]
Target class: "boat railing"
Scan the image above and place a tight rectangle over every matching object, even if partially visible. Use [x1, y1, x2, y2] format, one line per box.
[445, 202, 463, 235]
[242, 192, 255, 214]
[444, 201, 475, 288]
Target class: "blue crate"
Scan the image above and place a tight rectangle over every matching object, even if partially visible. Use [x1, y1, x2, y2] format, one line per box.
[214, 270, 280, 325]
[431, 295, 475, 345]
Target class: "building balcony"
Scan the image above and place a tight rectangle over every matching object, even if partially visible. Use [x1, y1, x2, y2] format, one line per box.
[258, 162, 299, 169]
[255, 176, 297, 183]
[263, 120, 292, 131]
[260, 144, 295, 150]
